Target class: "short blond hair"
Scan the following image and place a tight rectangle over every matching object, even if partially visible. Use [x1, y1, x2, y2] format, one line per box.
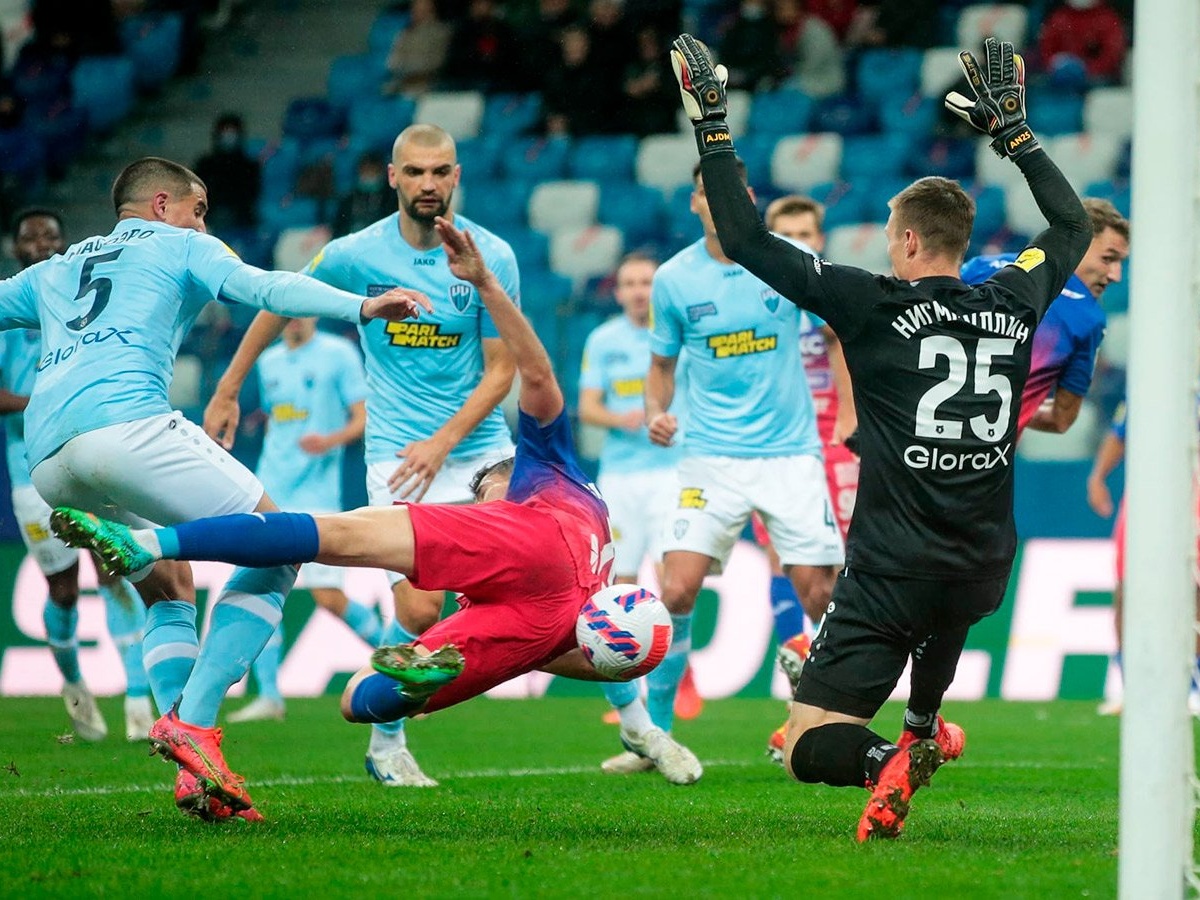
[888, 177, 976, 261]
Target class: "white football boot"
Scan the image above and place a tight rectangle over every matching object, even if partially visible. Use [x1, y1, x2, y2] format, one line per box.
[365, 748, 439, 787]
[601, 750, 656, 774]
[227, 696, 287, 723]
[63, 682, 107, 741]
[123, 694, 154, 741]
[619, 727, 702, 785]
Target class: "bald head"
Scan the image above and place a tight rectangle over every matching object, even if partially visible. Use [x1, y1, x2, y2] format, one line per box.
[392, 124, 457, 162]
[389, 125, 461, 227]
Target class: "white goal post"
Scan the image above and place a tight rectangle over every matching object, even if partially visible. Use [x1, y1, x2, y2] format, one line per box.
[1118, 0, 1200, 894]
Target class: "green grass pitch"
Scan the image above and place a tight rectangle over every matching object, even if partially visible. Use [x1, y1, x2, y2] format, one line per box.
[0, 697, 1126, 897]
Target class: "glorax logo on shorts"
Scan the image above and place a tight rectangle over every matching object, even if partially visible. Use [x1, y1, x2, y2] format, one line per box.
[903, 443, 1013, 472]
[37, 327, 134, 372]
[386, 322, 462, 349]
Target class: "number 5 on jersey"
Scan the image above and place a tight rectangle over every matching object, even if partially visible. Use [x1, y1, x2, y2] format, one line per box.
[67, 249, 125, 331]
[915, 336, 1015, 442]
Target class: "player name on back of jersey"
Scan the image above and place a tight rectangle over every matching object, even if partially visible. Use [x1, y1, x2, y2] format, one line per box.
[890, 300, 1031, 344]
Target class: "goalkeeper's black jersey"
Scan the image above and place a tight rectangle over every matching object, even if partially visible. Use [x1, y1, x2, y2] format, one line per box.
[700, 149, 1091, 580]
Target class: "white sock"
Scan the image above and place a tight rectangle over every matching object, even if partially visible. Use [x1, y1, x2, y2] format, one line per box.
[369, 726, 407, 755]
[618, 699, 655, 737]
[133, 528, 163, 558]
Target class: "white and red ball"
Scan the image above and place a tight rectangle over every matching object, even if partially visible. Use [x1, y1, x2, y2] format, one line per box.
[576, 584, 672, 681]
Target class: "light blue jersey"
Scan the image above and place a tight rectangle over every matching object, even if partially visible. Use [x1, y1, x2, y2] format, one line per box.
[650, 238, 821, 459]
[255, 332, 367, 511]
[303, 212, 518, 464]
[0, 218, 373, 468]
[579, 315, 681, 474]
[0, 328, 40, 487]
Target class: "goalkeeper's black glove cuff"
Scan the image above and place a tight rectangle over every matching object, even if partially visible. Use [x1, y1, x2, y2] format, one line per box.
[992, 123, 1040, 160]
[693, 120, 735, 159]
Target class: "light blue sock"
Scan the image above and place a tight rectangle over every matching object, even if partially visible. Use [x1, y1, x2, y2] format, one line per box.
[603, 679, 641, 709]
[373, 617, 417, 742]
[43, 599, 81, 684]
[342, 599, 384, 646]
[177, 565, 296, 727]
[647, 613, 692, 732]
[251, 622, 285, 702]
[142, 600, 199, 714]
[98, 581, 150, 698]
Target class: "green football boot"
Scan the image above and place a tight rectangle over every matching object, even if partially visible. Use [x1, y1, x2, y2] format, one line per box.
[50, 507, 155, 577]
[371, 643, 465, 702]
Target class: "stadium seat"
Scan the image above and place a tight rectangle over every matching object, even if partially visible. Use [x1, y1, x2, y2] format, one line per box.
[1003, 183, 1052, 237]
[549, 225, 624, 287]
[455, 137, 502, 180]
[120, 13, 184, 90]
[824, 223, 891, 274]
[414, 91, 485, 141]
[856, 49, 922, 107]
[480, 93, 542, 138]
[879, 95, 940, 140]
[729, 134, 775, 191]
[500, 135, 570, 181]
[30, 106, 87, 174]
[330, 136, 381, 195]
[327, 55, 383, 112]
[771, 134, 843, 192]
[520, 268, 574, 319]
[283, 98, 344, 141]
[1099, 311, 1130, 367]
[260, 139, 303, 202]
[1029, 92, 1084, 137]
[1017, 401, 1099, 461]
[676, 88, 752, 138]
[810, 94, 876, 136]
[168, 355, 203, 411]
[598, 182, 666, 248]
[257, 195, 322, 232]
[955, 4, 1028, 49]
[973, 141, 1028, 189]
[1083, 87, 1134, 139]
[860, 176, 910, 223]
[908, 136, 976, 179]
[968, 183, 1007, 239]
[528, 180, 600, 234]
[71, 56, 136, 132]
[568, 135, 639, 182]
[0, 126, 44, 182]
[746, 89, 813, 137]
[840, 135, 912, 179]
[636, 134, 699, 196]
[1046, 133, 1123, 190]
[1083, 178, 1131, 217]
[807, 181, 866, 229]
[347, 96, 416, 153]
[368, 12, 409, 55]
[666, 184, 700, 250]
[463, 179, 533, 231]
[272, 225, 332, 273]
[920, 47, 965, 97]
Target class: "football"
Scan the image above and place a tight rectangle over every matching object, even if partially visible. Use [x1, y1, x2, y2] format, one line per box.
[576, 584, 673, 681]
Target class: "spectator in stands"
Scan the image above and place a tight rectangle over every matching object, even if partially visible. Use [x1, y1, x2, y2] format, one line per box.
[384, 0, 452, 96]
[719, 0, 785, 91]
[805, 0, 856, 41]
[846, 0, 940, 49]
[776, 0, 845, 98]
[441, 0, 519, 93]
[585, 0, 636, 78]
[332, 152, 394, 238]
[31, 0, 120, 59]
[193, 112, 261, 234]
[542, 25, 610, 136]
[516, 0, 579, 90]
[1038, 0, 1128, 84]
[623, 26, 678, 136]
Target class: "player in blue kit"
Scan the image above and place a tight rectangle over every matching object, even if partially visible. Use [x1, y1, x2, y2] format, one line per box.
[622, 159, 844, 782]
[1, 208, 151, 743]
[579, 252, 700, 776]
[961, 198, 1128, 436]
[0, 157, 429, 820]
[203, 123, 518, 787]
[226, 316, 378, 723]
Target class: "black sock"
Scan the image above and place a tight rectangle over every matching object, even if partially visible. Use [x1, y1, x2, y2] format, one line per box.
[903, 708, 937, 738]
[790, 723, 900, 788]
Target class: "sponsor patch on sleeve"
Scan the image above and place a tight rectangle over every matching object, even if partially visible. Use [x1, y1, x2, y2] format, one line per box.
[1012, 248, 1046, 273]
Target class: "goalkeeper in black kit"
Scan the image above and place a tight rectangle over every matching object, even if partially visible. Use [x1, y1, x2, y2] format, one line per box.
[670, 34, 1091, 840]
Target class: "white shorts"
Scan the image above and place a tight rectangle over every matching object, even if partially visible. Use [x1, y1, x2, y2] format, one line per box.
[31, 411, 265, 530]
[366, 445, 513, 584]
[11, 484, 78, 576]
[598, 468, 678, 577]
[664, 453, 845, 574]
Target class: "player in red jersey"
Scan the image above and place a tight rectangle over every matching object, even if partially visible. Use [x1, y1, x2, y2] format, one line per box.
[52, 215, 686, 789]
[757, 195, 859, 762]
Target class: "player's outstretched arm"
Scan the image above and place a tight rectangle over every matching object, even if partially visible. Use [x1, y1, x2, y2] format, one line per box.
[434, 216, 563, 424]
[205, 310, 288, 450]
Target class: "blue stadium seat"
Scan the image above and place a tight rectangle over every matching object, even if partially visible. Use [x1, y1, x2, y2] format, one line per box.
[968, 184, 1009, 242]
[907, 137, 976, 180]
[283, 98, 344, 141]
[859, 176, 910, 223]
[256, 195, 322, 232]
[260, 139, 303, 202]
[120, 13, 183, 90]
[840, 135, 912, 179]
[368, 12, 409, 55]
[327, 55, 383, 112]
[520, 268, 573, 319]
[331, 137, 380, 195]
[735, 134, 777, 192]
[807, 181, 866, 229]
[1084, 178, 1131, 217]
[464, 180, 534, 232]
[1029, 92, 1084, 137]
[0, 127, 44, 179]
[71, 56, 136, 132]
[455, 137, 502, 180]
[504, 227, 551, 269]
[811, 94, 876, 136]
[29, 104, 88, 173]
[878, 95, 940, 140]
[11, 54, 72, 107]
[855, 49, 922, 107]
[568, 135, 638, 182]
[499, 136, 570, 181]
[347, 96, 416, 153]
[667, 184, 700, 250]
[746, 89, 813, 137]
[598, 183, 665, 248]
[480, 93, 542, 139]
